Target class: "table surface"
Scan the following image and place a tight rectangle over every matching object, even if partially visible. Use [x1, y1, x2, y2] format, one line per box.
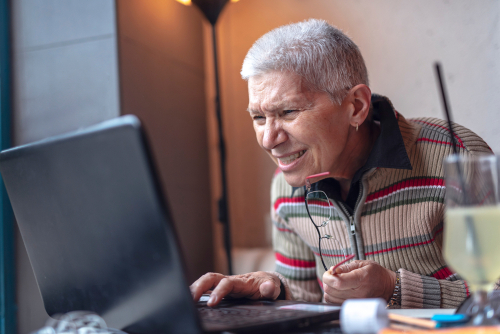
[286, 309, 457, 334]
[389, 308, 456, 318]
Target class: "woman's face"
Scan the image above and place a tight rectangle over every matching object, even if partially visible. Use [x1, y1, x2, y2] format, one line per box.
[248, 71, 352, 187]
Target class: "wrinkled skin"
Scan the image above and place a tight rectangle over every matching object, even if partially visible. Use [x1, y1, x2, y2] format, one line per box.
[322, 260, 397, 304]
[190, 272, 281, 307]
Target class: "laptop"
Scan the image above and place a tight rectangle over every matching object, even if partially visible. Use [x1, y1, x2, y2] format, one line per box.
[0, 115, 340, 333]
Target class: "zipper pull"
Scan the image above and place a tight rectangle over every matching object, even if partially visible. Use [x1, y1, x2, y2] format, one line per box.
[350, 216, 356, 235]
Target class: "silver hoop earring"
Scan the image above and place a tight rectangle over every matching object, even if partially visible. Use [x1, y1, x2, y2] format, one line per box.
[356, 123, 359, 132]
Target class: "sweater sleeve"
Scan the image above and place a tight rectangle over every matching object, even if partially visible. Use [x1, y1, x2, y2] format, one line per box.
[394, 118, 497, 309]
[398, 268, 500, 309]
[270, 172, 323, 302]
[398, 269, 468, 309]
[272, 213, 322, 302]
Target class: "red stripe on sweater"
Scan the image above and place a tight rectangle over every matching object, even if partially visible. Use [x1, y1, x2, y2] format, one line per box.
[317, 277, 324, 292]
[275, 252, 316, 268]
[311, 250, 345, 258]
[274, 196, 305, 211]
[306, 198, 330, 207]
[274, 167, 282, 176]
[276, 226, 294, 233]
[464, 281, 470, 297]
[413, 120, 465, 148]
[365, 178, 444, 202]
[417, 137, 465, 149]
[431, 266, 454, 279]
[365, 227, 443, 256]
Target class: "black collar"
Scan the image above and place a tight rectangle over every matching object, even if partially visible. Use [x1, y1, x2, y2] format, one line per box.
[291, 94, 412, 209]
[350, 94, 412, 182]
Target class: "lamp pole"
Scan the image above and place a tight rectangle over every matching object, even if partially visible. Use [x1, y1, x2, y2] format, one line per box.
[191, 0, 233, 275]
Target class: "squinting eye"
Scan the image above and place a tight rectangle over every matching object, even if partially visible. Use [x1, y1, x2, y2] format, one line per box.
[283, 110, 297, 115]
[253, 115, 265, 121]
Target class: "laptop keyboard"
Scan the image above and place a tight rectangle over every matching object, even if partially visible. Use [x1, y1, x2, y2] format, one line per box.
[199, 306, 302, 325]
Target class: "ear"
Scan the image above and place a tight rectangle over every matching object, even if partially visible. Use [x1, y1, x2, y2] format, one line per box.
[343, 84, 371, 127]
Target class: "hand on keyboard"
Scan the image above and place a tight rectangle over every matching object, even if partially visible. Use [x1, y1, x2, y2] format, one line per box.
[190, 271, 282, 307]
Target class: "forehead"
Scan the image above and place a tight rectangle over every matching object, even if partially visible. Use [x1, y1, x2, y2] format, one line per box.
[247, 71, 312, 111]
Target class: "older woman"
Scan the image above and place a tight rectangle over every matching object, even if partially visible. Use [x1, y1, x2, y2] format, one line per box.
[190, 19, 492, 308]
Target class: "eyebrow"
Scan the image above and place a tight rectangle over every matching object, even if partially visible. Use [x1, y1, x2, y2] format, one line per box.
[247, 101, 314, 113]
[247, 108, 260, 113]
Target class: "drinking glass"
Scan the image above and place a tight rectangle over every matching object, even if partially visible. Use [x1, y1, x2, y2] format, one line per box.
[444, 154, 500, 325]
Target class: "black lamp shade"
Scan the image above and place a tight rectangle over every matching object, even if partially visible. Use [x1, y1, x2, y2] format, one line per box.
[191, 0, 229, 25]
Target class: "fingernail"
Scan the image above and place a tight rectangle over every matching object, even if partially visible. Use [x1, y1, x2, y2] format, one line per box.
[208, 295, 217, 305]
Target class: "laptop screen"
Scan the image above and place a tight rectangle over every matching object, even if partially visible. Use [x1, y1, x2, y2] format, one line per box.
[0, 116, 201, 333]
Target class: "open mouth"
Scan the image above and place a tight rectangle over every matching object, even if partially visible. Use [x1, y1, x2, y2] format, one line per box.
[278, 150, 306, 165]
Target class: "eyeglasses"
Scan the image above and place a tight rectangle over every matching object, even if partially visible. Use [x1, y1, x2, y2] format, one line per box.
[305, 172, 355, 272]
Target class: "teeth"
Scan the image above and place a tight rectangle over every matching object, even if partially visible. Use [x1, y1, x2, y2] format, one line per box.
[279, 150, 305, 165]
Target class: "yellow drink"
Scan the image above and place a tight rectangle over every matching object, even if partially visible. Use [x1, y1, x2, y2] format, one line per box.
[444, 206, 500, 291]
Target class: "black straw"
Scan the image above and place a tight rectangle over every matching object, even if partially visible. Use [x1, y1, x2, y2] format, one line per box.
[435, 63, 485, 282]
[434, 63, 458, 156]
[434, 62, 467, 203]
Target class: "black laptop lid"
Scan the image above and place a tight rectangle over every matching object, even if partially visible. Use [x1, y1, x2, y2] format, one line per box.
[0, 116, 200, 333]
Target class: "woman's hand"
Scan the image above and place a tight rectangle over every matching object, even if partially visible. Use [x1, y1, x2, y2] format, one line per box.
[190, 271, 282, 307]
[322, 260, 396, 304]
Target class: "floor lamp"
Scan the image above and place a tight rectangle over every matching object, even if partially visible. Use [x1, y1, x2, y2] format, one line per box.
[176, 0, 235, 275]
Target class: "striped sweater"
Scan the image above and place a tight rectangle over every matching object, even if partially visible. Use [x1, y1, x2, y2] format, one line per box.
[271, 112, 494, 308]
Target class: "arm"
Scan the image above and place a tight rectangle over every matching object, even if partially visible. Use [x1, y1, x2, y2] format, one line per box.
[272, 214, 322, 301]
[321, 261, 473, 309]
[320, 118, 497, 307]
[270, 172, 322, 302]
[399, 269, 469, 309]
[190, 171, 321, 306]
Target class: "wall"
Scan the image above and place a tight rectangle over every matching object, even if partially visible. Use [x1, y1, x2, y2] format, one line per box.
[116, 0, 213, 284]
[12, 1, 211, 332]
[12, 1, 120, 332]
[207, 0, 500, 271]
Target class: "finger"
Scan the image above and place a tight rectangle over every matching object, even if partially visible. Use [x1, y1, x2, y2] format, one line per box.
[259, 279, 280, 300]
[334, 260, 363, 274]
[323, 292, 345, 305]
[322, 270, 343, 289]
[334, 259, 377, 274]
[323, 269, 362, 291]
[322, 273, 356, 299]
[190, 273, 224, 301]
[208, 277, 234, 306]
[322, 270, 335, 286]
[323, 279, 363, 300]
[209, 276, 260, 306]
[323, 277, 368, 302]
[328, 254, 356, 274]
[190, 272, 225, 302]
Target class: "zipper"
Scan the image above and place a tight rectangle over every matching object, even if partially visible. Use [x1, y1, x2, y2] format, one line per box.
[338, 201, 355, 234]
[337, 182, 365, 260]
[349, 216, 355, 234]
[337, 201, 357, 259]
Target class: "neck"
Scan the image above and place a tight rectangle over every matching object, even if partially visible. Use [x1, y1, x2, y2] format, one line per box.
[335, 121, 380, 200]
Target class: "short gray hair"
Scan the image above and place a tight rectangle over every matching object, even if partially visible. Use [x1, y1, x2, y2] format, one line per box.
[241, 19, 368, 105]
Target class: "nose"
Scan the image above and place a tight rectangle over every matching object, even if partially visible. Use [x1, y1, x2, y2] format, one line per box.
[262, 119, 287, 150]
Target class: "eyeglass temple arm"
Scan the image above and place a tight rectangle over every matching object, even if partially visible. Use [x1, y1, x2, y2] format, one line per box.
[305, 171, 330, 191]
